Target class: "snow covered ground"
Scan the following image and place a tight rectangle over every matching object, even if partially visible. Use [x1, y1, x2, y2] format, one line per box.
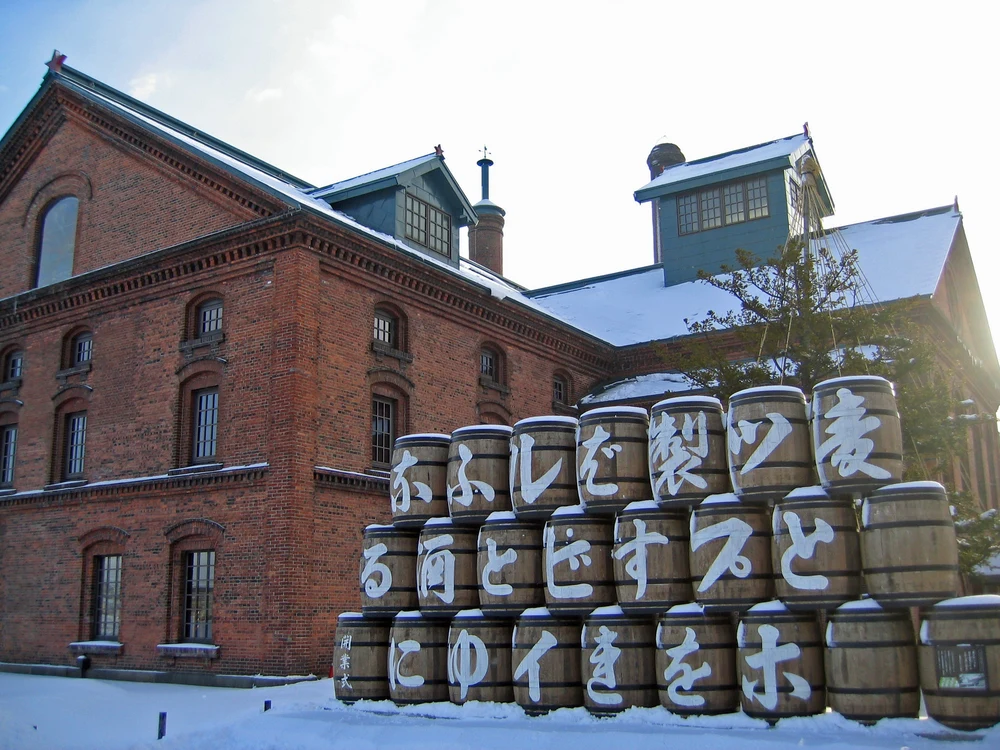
[0, 672, 996, 750]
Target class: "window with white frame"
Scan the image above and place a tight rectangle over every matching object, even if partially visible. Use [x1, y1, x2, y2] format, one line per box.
[405, 194, 451, 255]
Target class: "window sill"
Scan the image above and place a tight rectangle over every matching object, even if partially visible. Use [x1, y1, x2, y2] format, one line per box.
[56, 363, 92, 379]
[552, 401, 578, 415]
[479, 375, 510, 395]
[156, 643, 220, 659]
[0, 488, 15, 497]
[69, 641, 123, 655]
[168, 462, 224, 476]
[44, 479, 88, 491]
[181, 332, 225, 353]
[371, 340, 413, 363]
[0, 378, 22, 392]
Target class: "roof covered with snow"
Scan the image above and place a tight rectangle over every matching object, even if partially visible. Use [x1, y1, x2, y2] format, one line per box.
[635, 133, 810, 201]
[528, 205, 961, 347]
[309, 154, 440, 198]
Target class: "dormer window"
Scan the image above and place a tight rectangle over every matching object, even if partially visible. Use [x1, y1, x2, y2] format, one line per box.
[405, 194, 451, 255]
[678, 177, 769, 235]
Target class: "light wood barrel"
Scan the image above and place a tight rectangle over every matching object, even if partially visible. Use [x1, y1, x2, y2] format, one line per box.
[577, 407, 650, 516]
[738, 602, 826, 721]
[772, 487, 861, 610]
[447, 425, 514, 526]
[543, 506, 615, 618]
[512, 607, 583, 714]
[333, 612, 390, 703]
[918, 595, 1000, 731]
[416, 519, 479, 618]
[388, 612, 450, 705]
[360, 524, 418, 618]
[510, 416, 579, 520]
[650, 396, 728, 509]
[825, 599, 918, 723]
[447, 609, 514, 704]
[690, 494, 773, 613]
[581, 605, 657, 714]
[727, 386, 812, 503]
[613, 500, 691, 615]
[656, 603, 739, 715]
[861, 481, 959, 608]
[812, 376, 903, 495]
[390, 433, 451, 528]
[477, 512, 544, 618]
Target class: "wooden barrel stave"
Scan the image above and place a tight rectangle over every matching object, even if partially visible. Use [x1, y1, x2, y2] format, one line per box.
[613, 501, 692, 614]
[512, 608, 583, 714]
[543, 508, 615, 618]
[417, 520, 480, 618]
[581, 607, 657, 714]
[511, 416, 579, 520]
[334, 613, 390, 703]
[447, 425, 514, 526]
[360, 525, 418, 618]
[577, 407, 650, 517]
[390, 434, 451, 528]
[477, 512, 544, 618]
[650, 396, 728, 509]
[388, 613, 450, 705]
[447, 610, 514, 704]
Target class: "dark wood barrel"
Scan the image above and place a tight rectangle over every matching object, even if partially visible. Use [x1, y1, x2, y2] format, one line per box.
[333, 612, 390, 703]
[510, 416, 579, 520]
[581, 605, 657, 714]
[690, 494, 773, 613]
[812, 376, 903, 495]
[771, 486, 861, 610]
[576, 406, 650, 516]
[727, 386, 813, 503]
[416, 518, 479, 618]
[447, 425, 514, 526]
[360, 524, 418, 618]
[650, 396, 728, 509]
[477, 511, 544, 618]
[824, 599, 919, 723]
[613, 500, 691, 614]
[542, 506, 615, 618]
[512, 607, 583, 714]
[388, 611, 450, 705]
[860, 481, 959, 608]
[737, 602, 826, 721]
[918, 595, 1000, 731]
[656, 602, 739, 715]
[447, 609, 514, 704]
[390, 433, 451, 528]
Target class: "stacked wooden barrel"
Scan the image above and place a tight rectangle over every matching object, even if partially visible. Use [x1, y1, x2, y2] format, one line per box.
[332, 375, 994, 732]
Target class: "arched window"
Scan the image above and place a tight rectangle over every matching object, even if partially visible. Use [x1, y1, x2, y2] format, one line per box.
[371, 303, 408, 357]
[370, 380, 409, 469]
[177, 364, 223, 468]
[35, 196, 79, 288]
[0, 409, 17, 488]
[52, 395, 90, 483]
[163, 519, 224, 648]
[479, 344, 506, 388]
[196, 298, 223, 337]
[72, 332, 93, 366]
[553, 374, 569, 405]
[2, 348, 23, 383]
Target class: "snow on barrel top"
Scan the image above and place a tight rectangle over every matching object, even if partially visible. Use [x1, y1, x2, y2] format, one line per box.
[551, 504, 587, 517]
[623, 499, 660, 512]
[729, 385, 804, 400]
[581, 405, 649, 418]
[397, 433, 451, 441]
[364, 523, 395, 531]
[424, 517, 454, 527]
[783, 486, 829, 501]
[930, 594, 1000, 608]
[653, 395, 723, 409]
[452, 424, 514, 436]
[514, 415, 579, 427]
[666, 601, 707, 615]
[485, 511, 518, 522]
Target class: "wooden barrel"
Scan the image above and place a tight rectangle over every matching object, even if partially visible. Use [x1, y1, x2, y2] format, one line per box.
[650, 396, 728, 509]
[656, 602, 739, 715]
[416, 518, 479, 618]
[812, 376, 903, 495]
[447, 425, 514, 526]
[690, 494, 773, 613]
[390, 433, 451, 528]
[360, 524, 418, 618]
[510, 416, 579, 520]
[727, 386, 812, 503]
[918, 595, 1000, 731]
[581, 605, 657, 714]
[576, 406, 650, 516]
[613, 500, 691, 615]
[512, 607, 583, 714]
[447, 609, 514, 704]
[860, 481, 959, 608]
[737, 601, 826, 721]
[542, 506, 615, 618]
[477, 511, 544, 618]
[333, 612, 390, 702]
[388, 611, 450, 705]
[771, 486, 861, 610]
[824, 599, 919, 723]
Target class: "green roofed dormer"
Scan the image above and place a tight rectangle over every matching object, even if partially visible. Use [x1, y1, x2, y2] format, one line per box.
[311, 150, 478, 267]
[634, 131, 834, 286]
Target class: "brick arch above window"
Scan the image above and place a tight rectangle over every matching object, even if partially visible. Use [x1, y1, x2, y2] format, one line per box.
[61, 325, 94, 370]
[552, 370, 574, 405]
[1, 344, 25, 384]
[476, 399, 512, 426]
[78, 525, 130, 552]
[366, 366, 414, 395]
[184, 290, 226, 343]
[52, 394, 90, 483]
[164, 518, 225, 545]
[176, 364, 223, 468]
[370, 380, 410, 468]
[22, 171, 93, 228]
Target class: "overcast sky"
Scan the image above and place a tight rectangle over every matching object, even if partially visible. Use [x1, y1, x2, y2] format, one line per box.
[1, 1, 997, 346]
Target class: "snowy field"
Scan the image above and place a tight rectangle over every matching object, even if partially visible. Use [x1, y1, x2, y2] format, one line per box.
[1, 673, 997, 750]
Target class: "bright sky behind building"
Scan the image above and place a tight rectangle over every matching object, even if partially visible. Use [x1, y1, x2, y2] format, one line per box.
[1, 1, 997, 346]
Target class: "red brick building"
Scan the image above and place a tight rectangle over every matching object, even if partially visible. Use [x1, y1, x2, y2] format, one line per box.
[1, 62, 997, 685]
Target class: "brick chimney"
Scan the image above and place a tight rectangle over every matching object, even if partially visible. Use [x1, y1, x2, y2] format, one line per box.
[468, 151, 505, 275]
[647, 139, 685, 264]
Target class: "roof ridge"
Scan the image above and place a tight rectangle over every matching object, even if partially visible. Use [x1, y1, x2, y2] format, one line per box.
[527, 263, 661, 298]
[309, 153, 438, 194]
[827, 204, 956, 231]
[54, 65, 315, 189]
[663, 132, 803, 173]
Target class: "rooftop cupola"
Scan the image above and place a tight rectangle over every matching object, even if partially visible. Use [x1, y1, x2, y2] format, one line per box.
[646, 139, 686, 263]
[468, 146, 506, 276]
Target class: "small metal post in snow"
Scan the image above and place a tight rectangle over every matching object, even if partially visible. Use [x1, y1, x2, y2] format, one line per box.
[157, 712, 167, 740]
[263, 700, 272, 712]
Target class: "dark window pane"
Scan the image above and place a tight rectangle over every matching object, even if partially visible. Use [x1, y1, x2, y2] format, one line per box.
[480, 349, 496, 380]
[371, 397, 395, 465]
[193, 389, 219, 461]
[73, 334, 93, 365]
[1, 425, 16, 485]
[66, 412, 87, 478]
[198, 300, 223, 335]
[373, 311, 395, 346]
[4, 351, 23, 381]
[93, 554, 122, 640]
[553, 377, 566, 404]
[183, 550, 215, 642]
[36, 197, 79, 288]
